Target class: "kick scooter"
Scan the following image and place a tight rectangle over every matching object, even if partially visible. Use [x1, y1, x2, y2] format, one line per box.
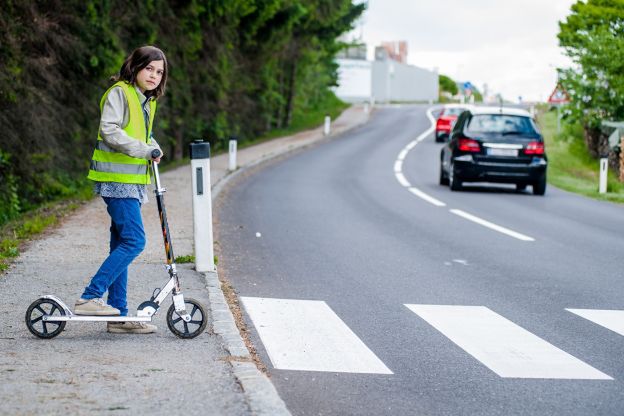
[25, 150, 208, 339]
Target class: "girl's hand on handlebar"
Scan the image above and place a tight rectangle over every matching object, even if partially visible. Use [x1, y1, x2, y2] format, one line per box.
[151, 149, 163, 164]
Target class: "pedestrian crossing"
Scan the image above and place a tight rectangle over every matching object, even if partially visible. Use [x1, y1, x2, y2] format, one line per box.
[240, 297, 392, 374]
[566, 309, 624, 337]
[406, 304, 611, 379]
[241, 296, 621, 380]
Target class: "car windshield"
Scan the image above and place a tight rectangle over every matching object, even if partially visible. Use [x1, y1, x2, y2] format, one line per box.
[444, 107, 466, 116]
[466, 114, 538, 135]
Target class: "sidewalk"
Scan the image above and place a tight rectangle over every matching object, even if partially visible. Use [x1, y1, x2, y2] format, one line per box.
[0, 105, 370, 415]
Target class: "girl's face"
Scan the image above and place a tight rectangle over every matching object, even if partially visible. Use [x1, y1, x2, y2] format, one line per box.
[136, 60, 164, 93]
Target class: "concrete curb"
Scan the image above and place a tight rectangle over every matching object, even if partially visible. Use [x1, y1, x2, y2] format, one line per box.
[203, 106, 372, 416]
[204, 270, 290, 415]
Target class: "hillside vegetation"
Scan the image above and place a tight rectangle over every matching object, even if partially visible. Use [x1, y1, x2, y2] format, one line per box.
[0, 0, 364, 225]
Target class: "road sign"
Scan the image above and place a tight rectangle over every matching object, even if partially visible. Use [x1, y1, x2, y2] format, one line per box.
[548, 83, 570, 104]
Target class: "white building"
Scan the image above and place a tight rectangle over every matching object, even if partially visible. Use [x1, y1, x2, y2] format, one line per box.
[334, 43, 438, 103]
[334, 58, 373, 103]
[371, 60, 438, 103]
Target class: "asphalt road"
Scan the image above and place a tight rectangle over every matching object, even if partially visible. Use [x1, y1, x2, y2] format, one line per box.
[216, 105, 624, 416]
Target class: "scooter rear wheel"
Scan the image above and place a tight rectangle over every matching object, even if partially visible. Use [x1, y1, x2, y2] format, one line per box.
[25, 298, 66, 339]
[166, 297, 207, 339]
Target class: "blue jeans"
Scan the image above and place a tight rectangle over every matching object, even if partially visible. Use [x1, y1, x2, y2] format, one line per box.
[81, 197, 145, 316]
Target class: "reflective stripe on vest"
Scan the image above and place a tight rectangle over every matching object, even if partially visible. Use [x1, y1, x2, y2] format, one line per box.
[95, 141, 117, 153]
[87, 81, 157, 184]
[90, 161, 148, 175]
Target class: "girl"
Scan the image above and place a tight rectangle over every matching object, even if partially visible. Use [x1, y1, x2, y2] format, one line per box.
[75, 46, 167, 334]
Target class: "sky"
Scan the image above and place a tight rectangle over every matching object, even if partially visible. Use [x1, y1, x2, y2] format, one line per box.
[350, 0, 577, 102]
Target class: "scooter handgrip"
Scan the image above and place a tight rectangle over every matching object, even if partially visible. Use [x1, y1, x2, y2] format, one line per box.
[151, 149, 162, 159]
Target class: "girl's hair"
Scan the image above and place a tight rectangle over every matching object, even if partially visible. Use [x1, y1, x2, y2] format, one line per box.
[113, 45, 168, 99]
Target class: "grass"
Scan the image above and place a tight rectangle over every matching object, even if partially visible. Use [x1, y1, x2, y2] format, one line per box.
[0, 197, 89, 272]
[537, 108, 624, 203]
[243, 93, 349, 146]
[174, 254, 219, 266]
[174, 255, 195, 263]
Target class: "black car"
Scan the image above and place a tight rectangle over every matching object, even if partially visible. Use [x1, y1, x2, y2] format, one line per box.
[439, 107, 547, 195]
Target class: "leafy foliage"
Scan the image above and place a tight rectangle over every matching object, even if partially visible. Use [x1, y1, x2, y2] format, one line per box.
[558, 1, 624, 142]
[0, 0, 364, 226]
[439, 74, 458, 95]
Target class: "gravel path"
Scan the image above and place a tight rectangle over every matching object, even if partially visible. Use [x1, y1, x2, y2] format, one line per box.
[0, 171, 250, 415]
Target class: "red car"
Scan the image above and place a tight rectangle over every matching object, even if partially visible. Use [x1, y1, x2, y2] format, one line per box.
[435, 104, 472, 142]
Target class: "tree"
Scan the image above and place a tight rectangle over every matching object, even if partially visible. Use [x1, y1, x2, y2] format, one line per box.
[279, 0, 366, 127]
[439, 74, 458, 95]
[558, 0, 624, 156]
[0, 0, 365, 225]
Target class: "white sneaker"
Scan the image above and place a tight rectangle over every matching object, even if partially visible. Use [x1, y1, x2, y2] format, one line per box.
[74, 298, 120, 316]
[107, 321, 157, 334]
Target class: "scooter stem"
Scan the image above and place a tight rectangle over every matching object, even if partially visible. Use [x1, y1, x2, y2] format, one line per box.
[150, 152, 177, 276]
[152, 158, 164, 195]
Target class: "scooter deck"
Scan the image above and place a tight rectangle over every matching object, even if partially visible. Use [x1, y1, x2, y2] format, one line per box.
[43, 315, 152, 322]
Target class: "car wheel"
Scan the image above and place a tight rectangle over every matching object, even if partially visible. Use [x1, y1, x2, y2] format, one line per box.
[449, 161, 462, 191]
[439, 163, 449, 186]
[533, 174, 546, 195]
[516, 183, 527, 192]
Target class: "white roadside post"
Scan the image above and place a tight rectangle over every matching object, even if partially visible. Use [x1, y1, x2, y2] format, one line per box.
[599, 157, 608, 194]
[228, 138, 237, 171]
[324, 115, 331, 136]
[189, 140, 215, 272]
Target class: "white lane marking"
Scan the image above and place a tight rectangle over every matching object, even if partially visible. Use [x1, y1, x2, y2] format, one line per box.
[392, 107, 441, 206]
[567, 309, 624, 337]
[405, 304, 612, 380]
[241, 297, 393, 374]
[393, 107, 534, 241]
[395, 172, 410, 187]
[449, 209, 535, 241]
[408, 187, 446, 207]
[405, 140, 418, 151]
[393, 159, 403, 173]
[417, 110, 437, 142]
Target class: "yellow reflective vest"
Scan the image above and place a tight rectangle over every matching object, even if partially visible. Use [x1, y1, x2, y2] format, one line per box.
[87, 81, 157, 184]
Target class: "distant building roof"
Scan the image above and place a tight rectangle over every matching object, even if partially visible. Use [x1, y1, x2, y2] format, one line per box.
[337, 43, 367, 60]
[375, 41, 407, 63]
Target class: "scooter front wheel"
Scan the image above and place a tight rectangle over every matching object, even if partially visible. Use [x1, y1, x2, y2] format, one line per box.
[166, 297, 207, 339]
[25, 298, 67, 339]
